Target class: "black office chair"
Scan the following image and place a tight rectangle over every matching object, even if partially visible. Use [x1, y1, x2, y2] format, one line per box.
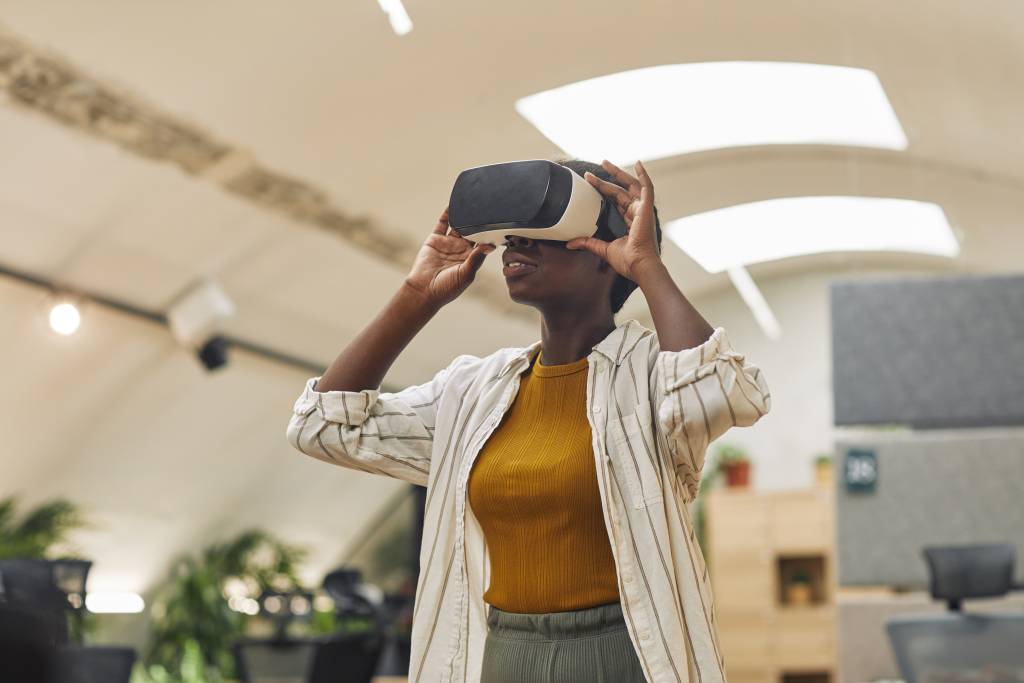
[51, 646, 137, 683]
[233, 634, 382, 683]
[234, 638, 317, 683]
[0, 559, 72, 642]
[0, 558, 92, 644]
[0, 604, 62, 683]
[308, 635, 383, 683]
[0, 561, 135, 683]
[886, 544, 1024, 683]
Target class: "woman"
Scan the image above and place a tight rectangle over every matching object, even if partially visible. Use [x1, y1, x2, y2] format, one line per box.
[287, 159, 770, 683]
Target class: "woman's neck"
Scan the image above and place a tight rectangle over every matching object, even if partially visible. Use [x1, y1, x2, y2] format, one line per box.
[537, 307, 617, 366]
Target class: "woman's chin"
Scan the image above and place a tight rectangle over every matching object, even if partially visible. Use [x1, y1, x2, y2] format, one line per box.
[505, 281, 539, 306]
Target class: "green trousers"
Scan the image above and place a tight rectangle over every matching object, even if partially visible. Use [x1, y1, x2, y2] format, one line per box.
[479, 601, 647, 683]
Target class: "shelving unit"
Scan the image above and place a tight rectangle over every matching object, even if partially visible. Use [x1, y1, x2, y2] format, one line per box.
[705, 486, 837, 683]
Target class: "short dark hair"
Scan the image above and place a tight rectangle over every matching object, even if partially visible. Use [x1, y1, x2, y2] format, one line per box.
[556, 159, 662, 314]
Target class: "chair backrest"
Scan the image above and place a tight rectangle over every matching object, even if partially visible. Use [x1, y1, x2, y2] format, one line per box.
[0, 559, 69, 614]
[234, 639, 317, 683]
[887, 613, 1024, 683]
[50, 646, 136, 683]
[924, 544, 1016, 607]
[0, 605, 62, 683]
[234, 634, 384, 683]
[308, 635, 383, 683]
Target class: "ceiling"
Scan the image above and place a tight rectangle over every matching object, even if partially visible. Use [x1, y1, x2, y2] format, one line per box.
[0, 0, 1021, 596]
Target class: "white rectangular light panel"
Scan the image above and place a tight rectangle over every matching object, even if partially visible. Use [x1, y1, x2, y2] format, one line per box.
[516, 62, 908, 163]
[378, 0, 413, 35]
[85, 591, 146, 614]
[667, 196, 959, 273]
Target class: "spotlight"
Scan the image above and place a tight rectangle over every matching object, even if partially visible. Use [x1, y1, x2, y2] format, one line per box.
[197, 335, 229, 371]
[167, 280, 235, 371]
[49, 302, 81, 335]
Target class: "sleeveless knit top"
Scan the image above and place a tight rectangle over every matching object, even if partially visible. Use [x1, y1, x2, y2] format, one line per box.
[467, 355, 619, 613]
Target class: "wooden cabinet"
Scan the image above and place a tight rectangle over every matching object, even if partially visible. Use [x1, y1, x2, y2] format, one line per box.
[706, 488, 836, 682]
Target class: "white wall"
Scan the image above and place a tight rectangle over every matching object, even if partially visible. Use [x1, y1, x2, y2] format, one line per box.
[647, 267, 930, 491]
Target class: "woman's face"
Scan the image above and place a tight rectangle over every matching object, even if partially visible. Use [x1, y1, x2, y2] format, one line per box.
[501, 235, 617, 313]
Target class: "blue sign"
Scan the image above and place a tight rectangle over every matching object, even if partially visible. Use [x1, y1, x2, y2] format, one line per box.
[844, 448, 878, 493]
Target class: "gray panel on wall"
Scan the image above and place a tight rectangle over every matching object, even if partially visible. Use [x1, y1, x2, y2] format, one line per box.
[836, 430, 1024, 588]
[831, 274, 1024, 428]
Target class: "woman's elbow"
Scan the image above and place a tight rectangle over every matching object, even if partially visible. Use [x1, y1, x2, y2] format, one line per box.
[286, 413, 313, 456]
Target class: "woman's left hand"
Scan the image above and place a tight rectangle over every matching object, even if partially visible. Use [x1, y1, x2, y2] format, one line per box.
[566, 160, 662, 282]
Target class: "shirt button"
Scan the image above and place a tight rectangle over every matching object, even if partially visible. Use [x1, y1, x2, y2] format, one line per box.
[623, 574, 634, 584]
[640, 632, 650, 641]
[593, 406, 602, 413]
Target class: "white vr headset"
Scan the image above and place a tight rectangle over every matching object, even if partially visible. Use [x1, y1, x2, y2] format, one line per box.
[447, 160, 629, 245]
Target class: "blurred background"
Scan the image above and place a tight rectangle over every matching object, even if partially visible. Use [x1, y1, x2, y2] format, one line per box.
[1, 1, 1022, 682]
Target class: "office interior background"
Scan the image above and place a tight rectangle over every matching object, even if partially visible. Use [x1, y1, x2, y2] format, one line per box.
[1, 1, 1022, 682]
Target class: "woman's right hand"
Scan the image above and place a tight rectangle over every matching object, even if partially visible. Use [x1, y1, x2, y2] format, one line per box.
[403, 207, 495, 308]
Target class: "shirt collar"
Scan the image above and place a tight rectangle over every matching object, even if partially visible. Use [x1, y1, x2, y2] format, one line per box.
[498, 319, 649, 378]
[592, 319, 649, 364]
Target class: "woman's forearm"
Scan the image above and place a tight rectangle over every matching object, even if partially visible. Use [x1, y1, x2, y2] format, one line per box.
[634, 262, 715, 353]
[314, 282, 442, 393]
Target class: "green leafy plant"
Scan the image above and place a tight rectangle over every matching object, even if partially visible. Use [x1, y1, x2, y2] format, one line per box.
[789, 570, 812, 586]
[692, 463, 721, 556]
[715, 444, 750, 466]
[133, 640, 208, 683]
[814, 452, 832, 467]
[693, 444, 753, 555]
[0, 496, 96, 641]
[142, 530, 308, 683]
[0, 496, 84, 559]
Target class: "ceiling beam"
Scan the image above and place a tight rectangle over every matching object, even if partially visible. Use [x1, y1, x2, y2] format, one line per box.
[0, 25, 527, 320]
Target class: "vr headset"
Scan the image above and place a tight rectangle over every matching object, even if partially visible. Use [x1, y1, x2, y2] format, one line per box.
[448, 160, 629, 245]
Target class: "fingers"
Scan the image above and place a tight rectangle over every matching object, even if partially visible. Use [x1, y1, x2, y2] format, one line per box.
[566, 236, 611, 260]
[432, 206, 450, 235]
[584, 172, 632, 214]
[635, 160, 655, 204]
[634, 161, 656, 231]
[461, 242, 494, 278]
[601, 160, 640, 193]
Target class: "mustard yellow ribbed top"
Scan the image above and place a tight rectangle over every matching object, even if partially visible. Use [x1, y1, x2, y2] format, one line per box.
[467, 354, 619, 613]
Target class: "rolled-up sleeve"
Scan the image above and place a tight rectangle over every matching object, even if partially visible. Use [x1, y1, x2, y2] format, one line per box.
[653, 327, 771, 499]
[286, 355, 476, 487]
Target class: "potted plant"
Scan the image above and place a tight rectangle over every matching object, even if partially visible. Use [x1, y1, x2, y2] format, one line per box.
[784, 571, 814, 606]
[0, 496, 84, 560]
[814, 453, 833, 488]
[0, 496, 94, 641]
[716, 445, 751, 488]
[142, 530, 308, 683]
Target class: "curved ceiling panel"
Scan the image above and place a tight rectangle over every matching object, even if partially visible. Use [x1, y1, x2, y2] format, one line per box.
[516, 62, 908, 164]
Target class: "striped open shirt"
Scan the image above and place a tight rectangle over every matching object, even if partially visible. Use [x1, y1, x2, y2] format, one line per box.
[287, 320, 770, 683]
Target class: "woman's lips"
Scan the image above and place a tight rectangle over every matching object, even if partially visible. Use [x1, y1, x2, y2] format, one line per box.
[503, 263, 538, 279]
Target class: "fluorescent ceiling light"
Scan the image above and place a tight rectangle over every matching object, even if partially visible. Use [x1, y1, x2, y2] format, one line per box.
[516, 62, 907, 163]
[728, 266, 781, 340]
[378, 0, 413, 36]
[666, 196, 959, 273]
[86, 592, 145, 614]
